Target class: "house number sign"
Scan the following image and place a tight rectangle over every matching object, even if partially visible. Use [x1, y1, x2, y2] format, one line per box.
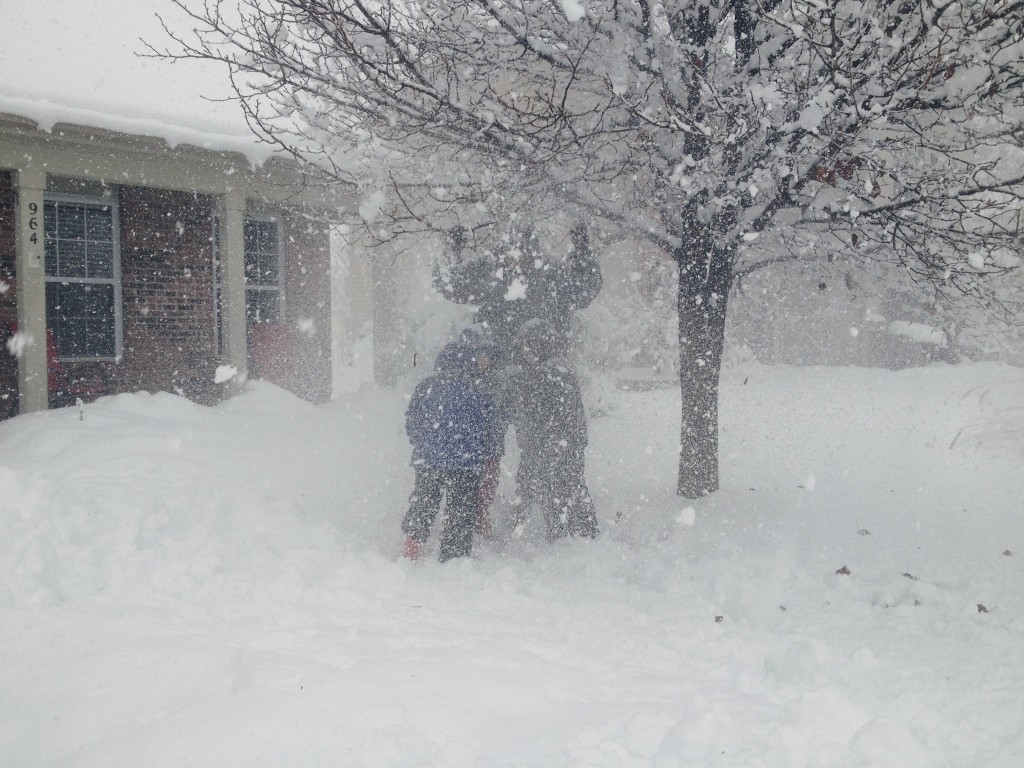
[23, 199, 43, 268]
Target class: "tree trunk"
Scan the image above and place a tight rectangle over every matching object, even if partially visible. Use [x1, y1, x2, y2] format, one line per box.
[677, 245, 733, 498]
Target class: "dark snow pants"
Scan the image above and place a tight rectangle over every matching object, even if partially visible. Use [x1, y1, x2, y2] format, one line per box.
[516, 444, 597, 540]
[402, 465, 483, 562]
[473, 457, 501, 537]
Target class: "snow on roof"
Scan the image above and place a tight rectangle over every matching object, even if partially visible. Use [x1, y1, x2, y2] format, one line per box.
[0, 0, 275, 166]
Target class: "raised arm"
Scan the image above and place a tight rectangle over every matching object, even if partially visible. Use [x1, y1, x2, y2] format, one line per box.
[433, 226, 494, 305]
[565, 222, 603, 310]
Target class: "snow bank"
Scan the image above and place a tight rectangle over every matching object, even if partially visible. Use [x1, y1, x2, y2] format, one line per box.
[1, 364, 1022, 767]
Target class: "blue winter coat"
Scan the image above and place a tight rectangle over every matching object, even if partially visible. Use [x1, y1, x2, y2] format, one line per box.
[406, 343, 501, 470]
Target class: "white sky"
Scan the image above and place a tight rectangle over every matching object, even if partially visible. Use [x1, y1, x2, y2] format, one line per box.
[0, 0, 273, 163]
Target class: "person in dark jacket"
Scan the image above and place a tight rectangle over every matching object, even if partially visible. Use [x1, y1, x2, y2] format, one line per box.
[434, 222, 602, 358]
[511, 319, 598, 541]
[401, 341, 501, 561]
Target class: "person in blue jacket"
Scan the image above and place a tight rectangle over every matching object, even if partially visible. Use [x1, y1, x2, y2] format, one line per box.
[459, 326, 514, 538]
[401, 341, 502, 561]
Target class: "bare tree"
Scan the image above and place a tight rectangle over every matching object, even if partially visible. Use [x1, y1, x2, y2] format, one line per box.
[159, 0, 1024, 497]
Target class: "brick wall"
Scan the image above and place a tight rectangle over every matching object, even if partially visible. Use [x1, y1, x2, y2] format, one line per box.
[116, 186, 220, 404]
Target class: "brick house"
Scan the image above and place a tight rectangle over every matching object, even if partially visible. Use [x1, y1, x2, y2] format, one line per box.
[0, 5, 351, 418]
[0, 119, 346, 417]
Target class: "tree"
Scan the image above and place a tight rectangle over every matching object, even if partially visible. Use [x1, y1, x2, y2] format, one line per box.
[160, 0, 1024, 497]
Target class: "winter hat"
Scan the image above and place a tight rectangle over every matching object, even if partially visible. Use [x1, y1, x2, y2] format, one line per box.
[434, 341, 476, 378]
[459, 324, 490, 348]
[461, 325, 502, 364]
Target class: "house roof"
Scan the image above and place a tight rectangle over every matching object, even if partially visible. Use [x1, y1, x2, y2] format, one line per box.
[0, 0, 275, 166]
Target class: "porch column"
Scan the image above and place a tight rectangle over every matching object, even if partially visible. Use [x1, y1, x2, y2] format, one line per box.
[219, 188, 248, 386]
[14, 166, 48, 413]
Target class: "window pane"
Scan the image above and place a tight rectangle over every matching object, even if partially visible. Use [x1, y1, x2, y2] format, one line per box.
[257, 220, 278, 255]
[46, 282, 116, 358]
[86, 205, 113, 240]
[244, 219, 259, 253]
[244, 248, 259, 283]
[87, 241, 114, 279]
[60, 240, 87, 278]
[60, 203, 86, 240]
[44, 202, 57, 236]
[63, 317, 90, 358]
[83, 318, 116, 357]
[246, 288, 280, 324]
[252, 250, 282, 286]
[258, 252, 280, 285]
[85, 282, 116, 318]
[45, 235, 58, 274]
[47, 283, 80, 357]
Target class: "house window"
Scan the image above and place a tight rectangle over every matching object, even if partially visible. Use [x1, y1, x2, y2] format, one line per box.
[44, 195, 120, 359]
[211, 213, 285, 356]
[244, 216, 283, 324]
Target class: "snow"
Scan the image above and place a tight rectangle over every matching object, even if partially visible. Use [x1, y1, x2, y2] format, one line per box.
[888, 321, 947, 348]
[5, 330, 32, 359]
[558, 0, 587, 23]
[214, 364, 239, 384]
[359, 190, 388, 225]
[1, 361, 1022, 767]
[0, 0, 274, 165]
[505, 277, 528, 301]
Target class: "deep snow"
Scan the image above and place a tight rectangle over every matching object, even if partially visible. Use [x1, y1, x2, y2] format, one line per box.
[1, 361, 1022, 767]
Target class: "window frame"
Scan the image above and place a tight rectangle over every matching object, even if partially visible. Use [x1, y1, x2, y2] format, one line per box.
[43, 190, 123, 362]
[243, 213, 286, 326]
